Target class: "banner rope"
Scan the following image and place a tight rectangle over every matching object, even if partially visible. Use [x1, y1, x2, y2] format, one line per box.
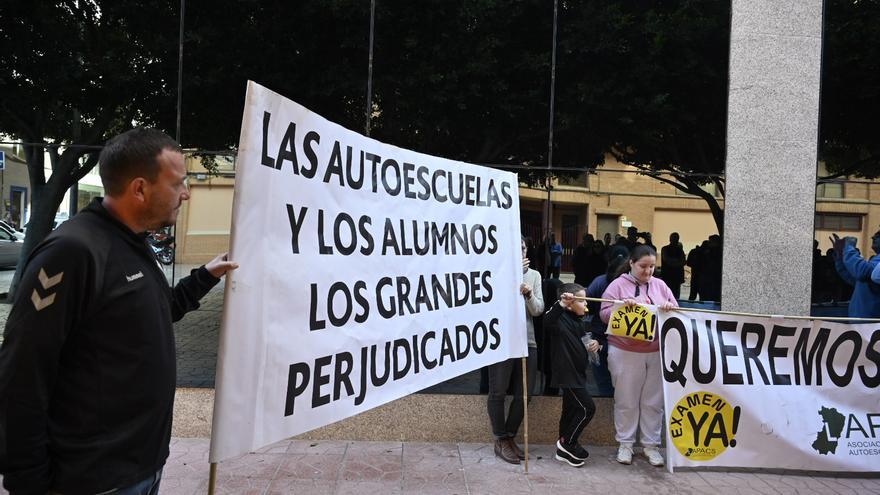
[574, 296, 880, 322]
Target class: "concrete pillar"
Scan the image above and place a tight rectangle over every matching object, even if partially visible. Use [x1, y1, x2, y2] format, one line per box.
[722, 0, 824, 314]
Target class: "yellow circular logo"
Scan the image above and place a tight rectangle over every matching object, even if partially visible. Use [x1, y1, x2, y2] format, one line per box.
[608, 303, 656, 342]
[669, 391, 741, 461]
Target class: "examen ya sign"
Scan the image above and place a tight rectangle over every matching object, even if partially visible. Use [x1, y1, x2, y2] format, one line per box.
[209, 82, 526, 462]
[657, 308, 880, 472]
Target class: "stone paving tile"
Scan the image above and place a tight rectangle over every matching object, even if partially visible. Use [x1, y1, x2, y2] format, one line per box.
[214, 452, 286, 479]
[335, 480, 403, 494]
[157, 477, 207, 495]
[344, 440, 403, 456]
[287, 439, 350, 455]
[403, 441, 461, 458]
[273, 453, 345, 481]
[264, 478, 336, 495]
[341, 454, 403, 482]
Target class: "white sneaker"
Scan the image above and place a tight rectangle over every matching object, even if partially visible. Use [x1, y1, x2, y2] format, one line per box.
[616, 444, 633, 465]
[643, 446, 664, 466]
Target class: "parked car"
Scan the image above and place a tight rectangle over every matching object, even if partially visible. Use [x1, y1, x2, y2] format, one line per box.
[0, 220, 25, 241]
[0, 228, 23, 268]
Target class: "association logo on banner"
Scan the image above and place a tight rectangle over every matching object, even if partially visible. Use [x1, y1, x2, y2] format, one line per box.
[811, 406, 880, 457]
[668, 391, 741, 461]
[608, 303, 656, 342]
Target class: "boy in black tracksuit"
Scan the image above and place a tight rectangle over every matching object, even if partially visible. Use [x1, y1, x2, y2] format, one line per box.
[545, 283, 600, 467]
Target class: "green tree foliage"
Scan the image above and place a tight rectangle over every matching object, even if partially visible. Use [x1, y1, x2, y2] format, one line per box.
[820, 0, 880, 180]
[0, 0, 178, 292]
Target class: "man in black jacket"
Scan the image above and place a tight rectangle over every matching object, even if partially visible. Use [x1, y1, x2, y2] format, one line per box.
[0, 128, 238, 494]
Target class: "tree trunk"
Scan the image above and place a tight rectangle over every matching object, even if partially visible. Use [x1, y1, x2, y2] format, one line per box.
[8, 178, 71, 299]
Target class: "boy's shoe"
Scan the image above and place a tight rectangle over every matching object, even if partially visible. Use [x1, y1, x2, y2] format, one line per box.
[616, 444, 633, 465]
[643, 446, 665, 467]
[556, 439, 589, 461]
[555, 447, 585, 468]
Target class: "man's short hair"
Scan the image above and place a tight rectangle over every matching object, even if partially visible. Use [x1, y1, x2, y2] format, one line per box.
[99, 128, 182, 196]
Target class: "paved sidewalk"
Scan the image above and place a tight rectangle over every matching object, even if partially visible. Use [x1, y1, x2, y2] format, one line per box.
[159, 439, 880, 494]
[3, 438, 879, 494]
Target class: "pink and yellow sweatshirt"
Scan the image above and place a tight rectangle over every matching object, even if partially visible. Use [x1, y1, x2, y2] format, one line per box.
[599, 273, 678, 353]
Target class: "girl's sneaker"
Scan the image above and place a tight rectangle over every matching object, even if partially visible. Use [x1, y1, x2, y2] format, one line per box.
[616, 444, 633, 465]
[643, 446, 665, 466]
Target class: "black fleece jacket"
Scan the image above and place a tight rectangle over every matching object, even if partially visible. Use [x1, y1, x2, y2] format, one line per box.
[545, 302, 606, 388]
[0, 198, 220, 494]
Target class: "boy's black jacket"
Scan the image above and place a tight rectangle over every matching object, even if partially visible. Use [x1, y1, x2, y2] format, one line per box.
[545, 302, 606, 388]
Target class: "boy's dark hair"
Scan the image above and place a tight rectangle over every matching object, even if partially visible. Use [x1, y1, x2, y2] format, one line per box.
[99, 127, 182, 196]
[558, 282, 585, 298]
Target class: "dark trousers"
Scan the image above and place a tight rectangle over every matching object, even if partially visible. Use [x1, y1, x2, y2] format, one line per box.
[668, 282, 681, 300]
[487, 348, 536, 439]
[558, 387, 596, 445]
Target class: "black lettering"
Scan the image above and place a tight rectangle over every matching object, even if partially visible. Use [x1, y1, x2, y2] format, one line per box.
[302, 131, 320, 178]
[317, 209, 333, 255]
[716, 320, 743, 385]
[284, 362, 310, 416]
[742, 323, 770, 385]
[309, 283, 326, 331]
[370, 342, 391, 387]
[354, 280, 369, 323]
[376, 277, 395, 318]
[827, 330, 861, 387]
[334, 212, 357, 255]
[327, 282, 352, 327]
[416, 166, 431, 200]
[421, 332, 438, 370]
[276, 122, 299, 172]
[794, 327, 829, 386]
[768, 325, 795, 385]
[286, 205, 308, 254]
[455, 324, 472, 360]
[381, 159, 401, 195]
[661, 317, 688, 386]
[333, 352, 354, 401]
[358, 216, 374, 255]
[859, 329, 880, 388]
[312, 355, 332, 407]
[489, 318, 501, 350]
[261, 111, 276, 169]
[393, 338, 412, 380]
[324, 141, 345, 185]
[692, 319, 717, 384]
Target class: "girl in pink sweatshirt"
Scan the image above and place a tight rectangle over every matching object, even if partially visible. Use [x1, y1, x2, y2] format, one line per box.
[600, 244, 677, 467]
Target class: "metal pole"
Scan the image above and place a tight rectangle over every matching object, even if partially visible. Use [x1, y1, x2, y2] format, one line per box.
[365, 0, 376, 136]
[172, 0, 186, 285]
[544, 0, 559, 261]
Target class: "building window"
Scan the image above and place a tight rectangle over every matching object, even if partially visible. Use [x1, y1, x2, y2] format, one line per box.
[816, 162, 844, 199]
[556, 172, 588, 187]
[815, 213, 862, 231]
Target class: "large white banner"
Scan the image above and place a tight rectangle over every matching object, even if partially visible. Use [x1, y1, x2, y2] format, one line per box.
[209, 82, 526, 462]
[657, 308, 880, 471]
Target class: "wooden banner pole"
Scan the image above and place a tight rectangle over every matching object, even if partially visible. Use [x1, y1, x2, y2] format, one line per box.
[521, 356, 529, 475]
[207, 462, 217, 494]
[574, 296, 880, 322]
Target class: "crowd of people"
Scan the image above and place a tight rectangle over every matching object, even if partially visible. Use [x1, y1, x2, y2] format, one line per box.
[490, 225, 880, 470]
[490, 229, 679, 469]
[529, 226, 724, 303]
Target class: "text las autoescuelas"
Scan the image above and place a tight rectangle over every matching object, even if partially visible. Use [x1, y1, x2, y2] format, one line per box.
[259, 110, 518, 417]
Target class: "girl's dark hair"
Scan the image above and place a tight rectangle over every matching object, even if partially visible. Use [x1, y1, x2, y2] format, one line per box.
[558, 282, 585, 298]
[613, 244, 657, 278]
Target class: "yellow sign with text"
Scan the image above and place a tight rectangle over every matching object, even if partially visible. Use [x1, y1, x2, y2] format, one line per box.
[669, 391, 741, 461]
[608, 303, 656, 342]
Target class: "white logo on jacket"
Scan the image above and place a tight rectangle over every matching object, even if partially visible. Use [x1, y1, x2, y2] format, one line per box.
[126, 271, 144, 282]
